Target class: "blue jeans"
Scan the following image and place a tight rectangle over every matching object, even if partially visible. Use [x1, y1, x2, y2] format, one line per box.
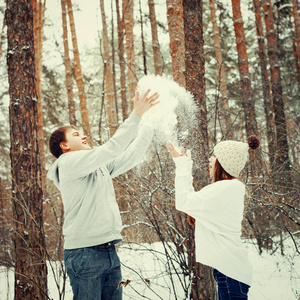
[64, 241, 122, 300]
[213, 269, 250, 300]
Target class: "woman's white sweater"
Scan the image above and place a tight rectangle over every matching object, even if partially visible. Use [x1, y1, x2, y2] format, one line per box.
[173, 156, 253, 286]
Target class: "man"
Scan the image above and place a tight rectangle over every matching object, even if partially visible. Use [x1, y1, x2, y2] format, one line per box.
[47, 89, 159, 300]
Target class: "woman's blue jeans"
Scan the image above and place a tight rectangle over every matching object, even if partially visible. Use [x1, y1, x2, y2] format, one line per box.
[213, 269, 250, 300]
[64, 241, 122, 300]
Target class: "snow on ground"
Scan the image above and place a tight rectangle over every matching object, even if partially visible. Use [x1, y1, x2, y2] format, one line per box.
[1, 238, 299, 300]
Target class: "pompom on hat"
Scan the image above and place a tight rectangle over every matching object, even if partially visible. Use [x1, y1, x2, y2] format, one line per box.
[213, 136, 260, 178]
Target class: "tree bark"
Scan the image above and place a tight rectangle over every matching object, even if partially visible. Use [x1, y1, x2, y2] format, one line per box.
[166, 0, 186, 87]
[100, 0, 118, 137]
[123, 0, 137, 106]
[0, 18, 5, 56]
[6, 0, 48, 298]
[116, 0, 128, 121]
[292, 0, 300, 74]
[262, 0, 292, 181]
[66, 0, 92, 142]
[253, 0, 276, 162]
[148, 0, 163, 75]
[32, 0, 46, 192]
[61, 0, 76, 126]
[231, 0, 259, 137]
[208, 0, 233, 139]
[182, 1, 217, 299]
[139, 0, 147, 75]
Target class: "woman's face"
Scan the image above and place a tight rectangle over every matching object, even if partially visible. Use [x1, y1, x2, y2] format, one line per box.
[209, 155, 217, 177]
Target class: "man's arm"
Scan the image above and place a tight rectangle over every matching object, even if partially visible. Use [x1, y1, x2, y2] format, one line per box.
[59, 112, 142, 179]
[106, 124, 154, 178]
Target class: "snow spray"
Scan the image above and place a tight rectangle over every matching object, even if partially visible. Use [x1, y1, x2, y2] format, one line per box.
[137, 74, 198, 148]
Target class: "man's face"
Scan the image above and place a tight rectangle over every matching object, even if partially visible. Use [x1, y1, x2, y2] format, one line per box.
[61, 128, 91, 153]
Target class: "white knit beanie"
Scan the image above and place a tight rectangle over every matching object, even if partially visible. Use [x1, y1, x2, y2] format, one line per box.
[213, 136, 260, 177]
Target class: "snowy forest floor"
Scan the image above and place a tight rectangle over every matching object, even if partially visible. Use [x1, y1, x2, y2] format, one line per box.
[0, 236, 299, 300]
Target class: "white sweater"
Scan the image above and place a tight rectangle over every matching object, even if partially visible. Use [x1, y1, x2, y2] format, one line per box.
[47, 113, 153, 249]
[173, 156, 253, 286]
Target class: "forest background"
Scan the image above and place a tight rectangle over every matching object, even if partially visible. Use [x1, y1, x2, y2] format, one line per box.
[0, 0, 299, 299]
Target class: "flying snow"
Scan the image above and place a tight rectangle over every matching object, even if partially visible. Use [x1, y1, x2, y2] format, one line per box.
[137, 74, 198, 146]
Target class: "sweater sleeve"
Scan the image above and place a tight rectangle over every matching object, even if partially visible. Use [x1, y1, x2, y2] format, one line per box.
[173, 156, 245, 234]
[106, 124, 154, 178]
[59, 112, 141, 179]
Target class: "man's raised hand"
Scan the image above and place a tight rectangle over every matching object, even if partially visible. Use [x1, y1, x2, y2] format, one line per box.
[133, 89, 160, 117]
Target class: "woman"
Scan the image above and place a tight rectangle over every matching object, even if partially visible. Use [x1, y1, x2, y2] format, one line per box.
[167, 136, 260, 300]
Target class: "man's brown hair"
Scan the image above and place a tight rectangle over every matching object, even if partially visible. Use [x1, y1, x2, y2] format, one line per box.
[49, 125, 76, 158]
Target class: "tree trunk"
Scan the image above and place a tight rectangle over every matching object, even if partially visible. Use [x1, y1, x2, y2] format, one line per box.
[123, 0, 137, 107]
[139, 0, 147, 75]
[208, 0, 233, 139]
[116, 0, 128, 121]
[292, 0, 300, 73]
[166, 0, 186, 87]
[0, 18, 5, 56]
[111, 1, 118, 118]
[148, 0, 163, 75]
[292, 29, 300, 85]
[6, 0, 48, 298]
[66, 0, 92, 142]
[231, 0, 259, 137]
[252, 0, 276, 162]
[100, 0, 118, 137]
[182, 1, 217, 299]
[262, 0, 292, 182]
[61, 0, 76, 126]
[33, 0, 47, 192]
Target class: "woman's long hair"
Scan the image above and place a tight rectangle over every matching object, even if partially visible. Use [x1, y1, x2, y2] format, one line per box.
[187, 158, 234, 226]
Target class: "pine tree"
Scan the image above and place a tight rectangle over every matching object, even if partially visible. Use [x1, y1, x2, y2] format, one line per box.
[6, 0, 48, 298]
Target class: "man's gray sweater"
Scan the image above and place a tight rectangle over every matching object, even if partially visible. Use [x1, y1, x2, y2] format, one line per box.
[47, 113, 152, 249]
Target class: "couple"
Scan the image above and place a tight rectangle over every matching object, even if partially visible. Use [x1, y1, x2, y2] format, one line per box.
[48, 89, 257, 300]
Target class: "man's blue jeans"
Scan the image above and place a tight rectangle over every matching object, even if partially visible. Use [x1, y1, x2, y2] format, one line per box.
[64, 241, 122, 300]
[213, 269, 250, 300]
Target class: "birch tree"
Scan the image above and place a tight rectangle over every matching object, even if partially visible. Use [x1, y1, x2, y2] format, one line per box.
[6, 0, 48, 298]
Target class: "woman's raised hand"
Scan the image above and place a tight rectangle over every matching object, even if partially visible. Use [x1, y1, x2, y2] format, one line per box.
[133, 89, 160, 117]
[167, 141, 192, 160]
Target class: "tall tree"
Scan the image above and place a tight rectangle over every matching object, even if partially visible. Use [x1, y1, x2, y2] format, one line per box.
[100, 0, 118, 136]
[123, 0, 137, 105]
[148, 0, 163, 75]
[166, 0, 186, 87]
[6, 0, 48, 298]
[61, 0, 76, 125]
[231, 0, 259, 138]
[116, 0, 128, 121]
[253, 0, 276, 162]
[182, 1, 216, 299]
[139, 0, 148, 75]
[0, 18, 5, 56]
[32, 0, 46, 190]
[292, 0, 300, 73]
[66, 0, 92, 141]
[262, 0, 292, 181]
[208, 0, 233, 139]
